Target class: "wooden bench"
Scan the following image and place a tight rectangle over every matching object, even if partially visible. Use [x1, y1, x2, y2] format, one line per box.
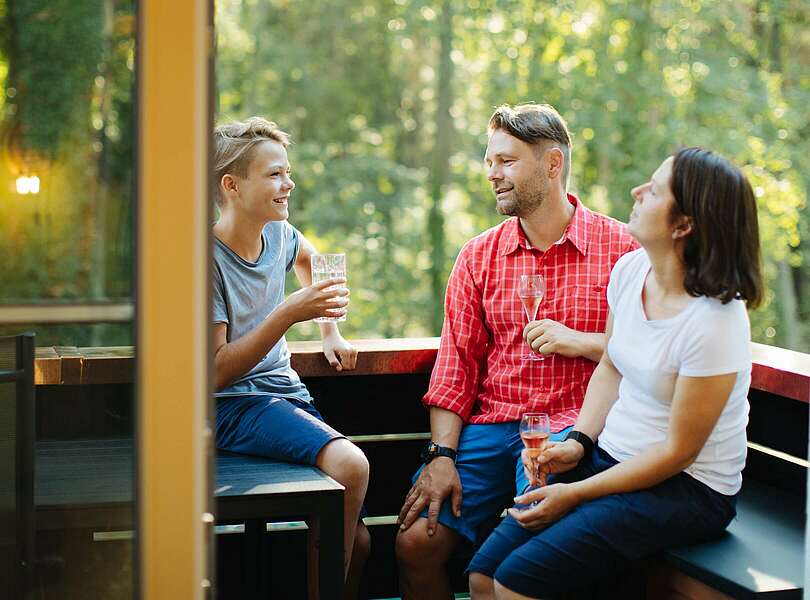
[35, 438, 344, 600]
[653, 479, 805, 599]
[33, 339, 808, 599]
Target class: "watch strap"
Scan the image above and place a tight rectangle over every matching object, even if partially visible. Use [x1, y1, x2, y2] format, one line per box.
[565, 430, 594, 458]
[421, 442, 458, 464]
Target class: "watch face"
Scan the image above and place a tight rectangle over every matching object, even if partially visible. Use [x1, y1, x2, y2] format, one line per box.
[422, 442, 438, 463]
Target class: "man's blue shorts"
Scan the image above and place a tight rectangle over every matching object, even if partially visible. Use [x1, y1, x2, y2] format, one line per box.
[468, 445, 737, 598]
[215, 395, 343, 465]
[412, 422, 572, 546]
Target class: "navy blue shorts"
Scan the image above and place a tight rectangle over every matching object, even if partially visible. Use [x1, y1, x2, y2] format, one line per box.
[411, 423, 571, 545]
[215, 395, 343, 465]
[468, 446, 737, 598]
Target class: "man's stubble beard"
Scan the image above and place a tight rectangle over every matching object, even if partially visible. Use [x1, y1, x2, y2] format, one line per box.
[496, 178, 547, 219]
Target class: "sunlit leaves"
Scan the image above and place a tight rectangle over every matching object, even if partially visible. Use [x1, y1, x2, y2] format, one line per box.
[215, 0, 810, 346]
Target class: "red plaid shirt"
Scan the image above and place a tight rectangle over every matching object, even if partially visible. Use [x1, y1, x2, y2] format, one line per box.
[424, 194, 637, 431]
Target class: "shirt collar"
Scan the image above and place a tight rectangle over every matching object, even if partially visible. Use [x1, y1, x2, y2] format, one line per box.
[502, 193, 590, 257]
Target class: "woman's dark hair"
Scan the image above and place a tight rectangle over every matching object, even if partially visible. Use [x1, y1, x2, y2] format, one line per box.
[670, 147, 763, 308]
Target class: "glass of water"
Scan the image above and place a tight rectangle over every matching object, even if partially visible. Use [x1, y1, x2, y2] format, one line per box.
[311, 253, 347, 322]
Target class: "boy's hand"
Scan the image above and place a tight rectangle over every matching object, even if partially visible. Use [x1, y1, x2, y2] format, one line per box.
[322, 331, 358, 371]
[282, 277, 349, 324]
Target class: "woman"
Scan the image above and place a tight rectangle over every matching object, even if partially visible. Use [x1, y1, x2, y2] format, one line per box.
[468, 147, 763, 600]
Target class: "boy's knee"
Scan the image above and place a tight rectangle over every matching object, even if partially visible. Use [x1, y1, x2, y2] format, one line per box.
[318, 439, 369, 490]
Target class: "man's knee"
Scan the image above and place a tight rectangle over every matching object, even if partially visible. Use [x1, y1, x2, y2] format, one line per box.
[317, 439, 369, 492]
[395, 520, 456, 570]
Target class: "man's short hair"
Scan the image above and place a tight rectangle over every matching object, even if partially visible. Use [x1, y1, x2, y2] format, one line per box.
[488, 103, 572, 189]
[213, 117, 291, 205]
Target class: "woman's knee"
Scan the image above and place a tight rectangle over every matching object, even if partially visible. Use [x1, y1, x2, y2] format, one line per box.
[494, 578, 540, 600]
[469, 571, 495, 597]
[317, 438, 369, 491]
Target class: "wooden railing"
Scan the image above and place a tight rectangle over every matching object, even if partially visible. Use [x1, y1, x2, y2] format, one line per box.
[34, 338, 810, 404]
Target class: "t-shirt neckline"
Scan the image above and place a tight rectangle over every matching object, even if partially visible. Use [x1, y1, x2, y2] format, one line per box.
[215, 231, 266, 267]
[636, 264, 700, 327]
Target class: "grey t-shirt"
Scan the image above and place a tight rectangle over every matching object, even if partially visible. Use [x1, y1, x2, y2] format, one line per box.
[213, 221, 311, 402]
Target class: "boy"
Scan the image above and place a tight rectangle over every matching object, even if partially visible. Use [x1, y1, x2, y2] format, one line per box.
[212, 117, 370, 597]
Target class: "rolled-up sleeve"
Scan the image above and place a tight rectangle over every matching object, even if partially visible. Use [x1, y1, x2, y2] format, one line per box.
[422, 246, 489, 421]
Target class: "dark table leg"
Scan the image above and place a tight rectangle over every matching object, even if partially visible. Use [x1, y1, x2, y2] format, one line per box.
[244, 519, 263, 598]
[307, 492, 343, 600]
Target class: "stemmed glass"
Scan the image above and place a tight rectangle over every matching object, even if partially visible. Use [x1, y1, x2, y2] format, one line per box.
[517, 274, 545, 361]
[519, 412, 551, 505]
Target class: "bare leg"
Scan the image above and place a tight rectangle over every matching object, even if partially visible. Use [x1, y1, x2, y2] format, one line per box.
[395, 518, 461, 600]
[469, 572, 497, 600]
[316, 439, 370, 579]
[494, 579, 540, 600]
[343, 521, 371, 600]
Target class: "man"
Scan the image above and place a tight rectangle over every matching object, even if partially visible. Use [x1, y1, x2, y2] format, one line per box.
[395, 103, 637, 599]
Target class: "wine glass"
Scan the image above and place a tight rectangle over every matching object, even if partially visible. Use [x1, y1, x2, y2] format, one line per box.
[518, 412, 551, 506]
[517, 274, 545, 361]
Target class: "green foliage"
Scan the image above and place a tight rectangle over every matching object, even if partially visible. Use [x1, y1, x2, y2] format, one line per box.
[0, 1, 135, 347]
[4, 0, 104, 157]
[217, 0, 810, 349]
[0, 0, 808, 351]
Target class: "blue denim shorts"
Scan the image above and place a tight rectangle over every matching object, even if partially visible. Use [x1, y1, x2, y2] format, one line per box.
[215, 395, 343, 465]
[468, 446, 737, 598]
[412, 422, 572, 545]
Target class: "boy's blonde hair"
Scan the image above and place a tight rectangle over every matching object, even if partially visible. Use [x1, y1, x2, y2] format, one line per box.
[213, 116, 291, 205]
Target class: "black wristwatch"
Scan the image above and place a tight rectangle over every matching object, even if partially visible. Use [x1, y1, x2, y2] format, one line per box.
[565, 430, 594, 458]
[421, 442, 458, 464]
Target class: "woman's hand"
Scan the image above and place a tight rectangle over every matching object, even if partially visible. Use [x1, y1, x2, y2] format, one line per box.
[507, 482, 582, 530]
[521, 448, 547, 487]
[521, 439, 584, 487]
[281, 277, 349, 323]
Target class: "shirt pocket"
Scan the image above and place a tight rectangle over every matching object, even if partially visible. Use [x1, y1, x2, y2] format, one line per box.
[552, 282, 608, 333]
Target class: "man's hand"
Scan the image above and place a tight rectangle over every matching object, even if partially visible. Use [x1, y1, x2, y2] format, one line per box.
[507, 482, 582, 530]
[281, 277, 349, 324]
[322, 331, 358, 372]
[524, 319, 583, 358]
[397, 457, 461, 536]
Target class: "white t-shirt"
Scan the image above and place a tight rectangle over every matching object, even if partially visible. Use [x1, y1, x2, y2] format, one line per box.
[598, 249, 751, 495]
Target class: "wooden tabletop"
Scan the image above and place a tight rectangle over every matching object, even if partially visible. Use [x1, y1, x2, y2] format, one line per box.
[34, 338, 810, 403]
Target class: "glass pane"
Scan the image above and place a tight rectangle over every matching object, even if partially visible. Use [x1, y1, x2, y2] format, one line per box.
[0, 1, 135, 346]
[0, 323, 131, 348]
[0, 2, 137, 599]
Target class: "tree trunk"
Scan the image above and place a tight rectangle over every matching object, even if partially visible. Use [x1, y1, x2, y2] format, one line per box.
[767, 14, 803, 349]
[89, 0, 115, 345]
[427, 0, 454, 334]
